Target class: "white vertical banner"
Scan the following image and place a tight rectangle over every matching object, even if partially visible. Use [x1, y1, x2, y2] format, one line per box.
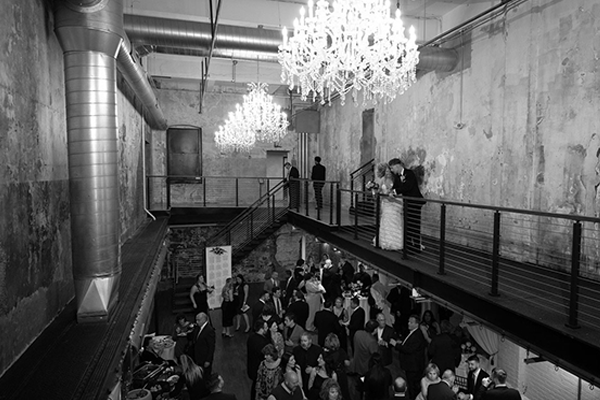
[205, 245, 232, 310]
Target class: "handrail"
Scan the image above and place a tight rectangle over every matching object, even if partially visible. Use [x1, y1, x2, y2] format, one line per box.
[339, 188, 600, 223]
[148, 174, 284, 179]
[209, 180, 286, 240]
[349, 158, 375, 178]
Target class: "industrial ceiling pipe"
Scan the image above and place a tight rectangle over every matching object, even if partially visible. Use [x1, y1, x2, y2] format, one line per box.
[54, 0, 124, 323]
[123, 14, 459, 72]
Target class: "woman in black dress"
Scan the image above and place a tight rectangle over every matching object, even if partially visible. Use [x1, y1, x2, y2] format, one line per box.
[190, 273, 213, 314]
[233, 274, 250, 332]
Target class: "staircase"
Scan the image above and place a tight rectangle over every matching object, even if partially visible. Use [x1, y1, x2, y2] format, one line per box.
[350, 158, 375, 216]
[171, 181, 288, 314]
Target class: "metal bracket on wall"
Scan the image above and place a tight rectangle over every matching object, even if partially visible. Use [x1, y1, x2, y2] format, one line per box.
[199, 0, 223, 113]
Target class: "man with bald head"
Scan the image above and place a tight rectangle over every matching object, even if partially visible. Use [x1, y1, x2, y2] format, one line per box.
[390, 376, 408, 398]
[267, 371, 303, 400]
[427, 369, 458, 400]
[191, 312, 215, 376]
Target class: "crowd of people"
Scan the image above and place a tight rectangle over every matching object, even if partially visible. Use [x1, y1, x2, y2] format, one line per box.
[174, 256, 520, 400]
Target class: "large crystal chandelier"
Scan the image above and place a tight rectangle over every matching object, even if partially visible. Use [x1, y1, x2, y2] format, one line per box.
[278, 0, 419, 105]
[215, 83, 289, 152]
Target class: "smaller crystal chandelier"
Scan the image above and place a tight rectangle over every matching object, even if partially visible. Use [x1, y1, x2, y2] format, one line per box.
[215, 83, 289, 152]
[278, 0, 420, 105]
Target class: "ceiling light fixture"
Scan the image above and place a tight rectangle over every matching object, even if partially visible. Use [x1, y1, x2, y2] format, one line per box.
[214, 82, 289, 152]
[278, 0, 419, 105]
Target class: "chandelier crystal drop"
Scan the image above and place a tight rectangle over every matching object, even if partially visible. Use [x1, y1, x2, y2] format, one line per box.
[215, 83, 289, 153]
[278, 0, 420, 105]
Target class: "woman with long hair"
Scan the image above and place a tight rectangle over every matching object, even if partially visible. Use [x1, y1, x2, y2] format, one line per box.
[179, 354, 208, 399]
[420, 310, 441, 343]
[234, 273, 250, 333]
[269, 319, 285, 358]
[190, 273, 213, 314]
[416, 363, 441, 400]
[332, 297, 349, 351]
[319, 378, 342, 400]
[255, 344, 282, 400]
[221, 277, 235, 338]
[363, 352, 392, 400]
[323, 333, 350, 400]
[281, 352, 305, 398]
[308, 352, 337, 400]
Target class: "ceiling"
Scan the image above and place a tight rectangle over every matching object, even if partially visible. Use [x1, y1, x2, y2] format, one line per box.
[124, 0, 500, 101]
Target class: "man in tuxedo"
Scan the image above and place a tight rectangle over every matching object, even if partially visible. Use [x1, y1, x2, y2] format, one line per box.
[390, 377, 408, 398]
[201, 373, 238, 400]
[247, 319, 271, 400]
[427, 369, 458, 400]
[264, 271, 280, 294]
[479, 369, 521, 400]
[191, 312, 216, 377]
[375, 312, 396, 366]
[429, 320, 461, 373]
[284, 161, 300, 209]
[287, 290, 309, 330]
[390, 315, 427, 400]
[311, 156, 326, 209]
[463, 355, 489, 400]
[313, 300, 341, 347]
[388, 158, 425, 251]
[348, 296, 365, 350]
[251, 290, 270, 324]
[271, 287, 285, 320]
[282, 269, 298, 307]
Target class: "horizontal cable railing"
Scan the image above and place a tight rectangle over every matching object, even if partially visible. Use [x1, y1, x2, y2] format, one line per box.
[206, 181, 288, 256]
[146, 175, 284, 210]
[289, 178, 342, 225]
[335, 188, 600, 331]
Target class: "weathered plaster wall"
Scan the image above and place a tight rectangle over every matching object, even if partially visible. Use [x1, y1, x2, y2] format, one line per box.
[0, 0, 72, 377]
[319, 0, 600, 272]
[152, 82, 297, 205]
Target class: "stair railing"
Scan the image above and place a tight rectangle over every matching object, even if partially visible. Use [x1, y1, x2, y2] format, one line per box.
[206, 180, 288, 258]
[349, 158, 375, 210]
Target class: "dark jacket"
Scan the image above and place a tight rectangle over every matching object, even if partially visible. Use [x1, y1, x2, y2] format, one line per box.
[313, 309, 341, 347]
[247, 332, 270, 380]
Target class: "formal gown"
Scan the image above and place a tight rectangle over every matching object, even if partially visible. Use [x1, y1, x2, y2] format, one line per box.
[377, 178, 403, 250]
[304, 279, 323, 331]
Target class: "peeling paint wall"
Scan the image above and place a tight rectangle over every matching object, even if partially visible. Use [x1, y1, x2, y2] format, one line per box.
[318, 0, 600, 273]
[0, 0, 153, 377]
[0, 0, 72, 377]
[151, 81, 297, 204]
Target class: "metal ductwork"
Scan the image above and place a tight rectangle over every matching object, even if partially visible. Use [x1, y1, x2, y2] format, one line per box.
[124, 14, 458, 72]
[55, 0, 124, 323]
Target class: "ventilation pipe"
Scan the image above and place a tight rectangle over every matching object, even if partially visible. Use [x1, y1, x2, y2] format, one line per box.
[54, 0, 125, 322]
[123, 14, 458, 72]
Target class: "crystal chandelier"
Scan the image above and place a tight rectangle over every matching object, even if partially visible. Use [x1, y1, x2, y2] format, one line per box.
[215, 83, 289, 152]
[278, 0, 419, 105]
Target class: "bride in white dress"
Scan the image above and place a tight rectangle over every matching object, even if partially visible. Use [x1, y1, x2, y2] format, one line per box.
[373, 162, 404, 250]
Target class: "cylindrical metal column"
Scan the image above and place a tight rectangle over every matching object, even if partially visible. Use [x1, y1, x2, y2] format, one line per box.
[55, 0, 125, 322]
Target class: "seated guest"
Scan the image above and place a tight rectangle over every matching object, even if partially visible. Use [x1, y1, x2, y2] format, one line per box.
[180, 354, 209, 399]
[173, 314, 194, 358]
[201, 372, 238, 400]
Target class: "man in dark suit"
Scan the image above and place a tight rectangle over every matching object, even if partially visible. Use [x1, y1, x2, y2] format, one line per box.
[263, 271, 280, 294]
[191, 312, 216, 377]
[313, 300, 341, 347]
[348, 297, 365, 350]
[390, 315, 427, 400]
[463, 355, 489, 400]
[287, 290, 309, 330]
[429, 320, 461, 373]
[284, 161, 300, 209]
[251, 290, 270, 324]
[427, 369, 458, 400]
[311, 156, 326, 209]
[293, 332, 322, 394]
[375, 312, 396, 366]
[247, 319, 270, 400]
[282, 269, 299, 307]
[349, 319, 379, 376]
[479, 369, 521, 400]
[389, 376, 409, 398]
[389, 158, 425, 251]
[201, 372, 238, 400]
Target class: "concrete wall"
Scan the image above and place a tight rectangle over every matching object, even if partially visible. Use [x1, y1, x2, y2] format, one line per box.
[0, 0, 152, 377]
[318, 0, 600, 275]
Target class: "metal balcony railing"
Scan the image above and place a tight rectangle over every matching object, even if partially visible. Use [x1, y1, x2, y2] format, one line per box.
[333, 188, 600, 332]
[146, 175, 284, 210]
